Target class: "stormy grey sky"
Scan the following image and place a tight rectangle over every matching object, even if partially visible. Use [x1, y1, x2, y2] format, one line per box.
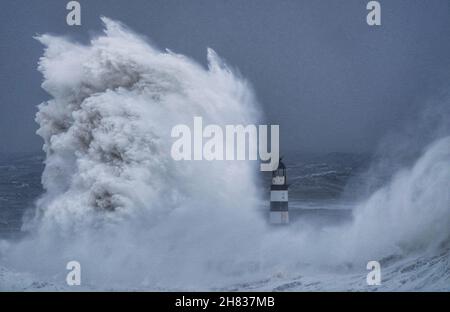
[1, 0, 450, 155]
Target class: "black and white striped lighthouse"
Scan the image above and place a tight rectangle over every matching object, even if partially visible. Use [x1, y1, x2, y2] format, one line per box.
[270, 158, 289, 224]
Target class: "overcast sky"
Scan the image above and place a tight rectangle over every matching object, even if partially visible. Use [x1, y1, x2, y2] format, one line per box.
[1, 0, 450, 154]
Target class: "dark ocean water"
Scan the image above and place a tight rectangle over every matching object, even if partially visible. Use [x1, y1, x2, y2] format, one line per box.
[0, 153, 44, 238]
[0, 152, 369, 238]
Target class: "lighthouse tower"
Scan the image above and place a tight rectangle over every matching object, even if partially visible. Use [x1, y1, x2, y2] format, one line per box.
[270, 158, 289, 224]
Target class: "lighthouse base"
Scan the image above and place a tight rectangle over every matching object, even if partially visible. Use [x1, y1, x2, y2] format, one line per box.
[270, 211, 289, 224]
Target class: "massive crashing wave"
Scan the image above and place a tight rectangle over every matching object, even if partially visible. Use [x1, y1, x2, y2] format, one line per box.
[34, 17, 262, 230]
[6, 17, 267, 289]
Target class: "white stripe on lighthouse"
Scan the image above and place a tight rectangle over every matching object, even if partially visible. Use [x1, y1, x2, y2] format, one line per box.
[270, 211, 289, 224]
[270, 190, 288, 202]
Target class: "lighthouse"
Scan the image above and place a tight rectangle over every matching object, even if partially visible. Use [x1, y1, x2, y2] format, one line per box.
[270, 158, 289, 224]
